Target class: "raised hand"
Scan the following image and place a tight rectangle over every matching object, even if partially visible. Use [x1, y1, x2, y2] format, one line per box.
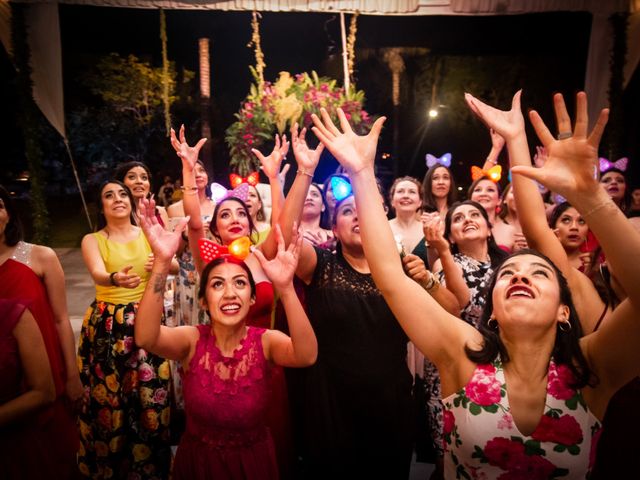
[311, 107, 386, 174]
[533, 145, 548, 168]
[138, 197, 188, 263]
[252, 134, 290, 180]
[490, 128, 506, 151]
[511, 92, 609, 203]
[465, 90, 525, 142]
[290, 122, 324, 172]
[252, 224, 302, 292]
[170, 124, 207, 171]
[422, 214, 449, 254]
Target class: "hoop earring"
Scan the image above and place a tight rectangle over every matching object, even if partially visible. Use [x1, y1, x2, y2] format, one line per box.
[558, 321, 572, 332]
[487, 317, 498, 330]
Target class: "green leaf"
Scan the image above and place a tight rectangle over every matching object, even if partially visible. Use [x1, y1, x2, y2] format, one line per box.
[567, 444, 580, 455]
[553, 444, 566, 453]
[523, 439, 545, 456]
[469, 402, 481, 416]
[565, 396, 578, 410]
[482, 404, 499, 413]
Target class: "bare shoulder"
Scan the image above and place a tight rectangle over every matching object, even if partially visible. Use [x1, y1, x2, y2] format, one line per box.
[30, 244, 61, 276]
[167, 201, 185, 218]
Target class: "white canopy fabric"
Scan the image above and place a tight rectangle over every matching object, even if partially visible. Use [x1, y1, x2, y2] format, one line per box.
[2, 0, 638, 139]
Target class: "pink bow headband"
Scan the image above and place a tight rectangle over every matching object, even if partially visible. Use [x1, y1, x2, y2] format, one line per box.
[599, 157, 628, 173]
[210, 182, 250, 204]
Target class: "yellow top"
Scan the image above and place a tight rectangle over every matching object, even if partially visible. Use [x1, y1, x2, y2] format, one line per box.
[255, 227, 270, 245]
[93, 231, 152, 305]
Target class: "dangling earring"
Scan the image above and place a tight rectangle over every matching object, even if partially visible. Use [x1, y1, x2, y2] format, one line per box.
[558, 320, 572, 332]
[487, 317, 499, 330]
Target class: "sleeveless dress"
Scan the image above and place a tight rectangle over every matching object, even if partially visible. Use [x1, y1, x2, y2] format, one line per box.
[0, 299, 69, 478]
[172, 325, 277, 480]
[443, 358, 601, 479]
[296, 245, 414, 479]
[0, 242, 79, 477]
[76, 232, 172, 479]
[423, 253, 494, 459]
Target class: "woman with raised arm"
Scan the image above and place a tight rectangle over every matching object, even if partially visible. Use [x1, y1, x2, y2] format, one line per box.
[467, 92, 610, 336]
[272, 121, 459, 479]
[173, 125, 298, 475]
[0, 185, 81, 478]
[77, 181, 172, 478]
[134, 199, 316, 480]
[312, 92, 640, 478]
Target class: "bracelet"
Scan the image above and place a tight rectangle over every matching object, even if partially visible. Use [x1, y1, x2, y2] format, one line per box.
[297, 169, 314, 178]
[582, 199, 616, 220]
[183, 189, 198, 196]
[109, 272, 119, 287]
[423, 272, 440, 293]
[180, 186, 198, 191]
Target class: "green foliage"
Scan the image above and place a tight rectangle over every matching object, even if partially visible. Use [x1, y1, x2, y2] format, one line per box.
[225, 70, 373, 176]
[69, 53, 195, 184]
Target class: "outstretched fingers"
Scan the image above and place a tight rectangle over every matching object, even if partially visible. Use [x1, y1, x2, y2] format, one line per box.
[553, 93, 573, 138]
[528, 110, 555, 147]
[336, 108, 353, 134]
[368, 116, 387, 143]
[588, 108, 610, 148]
[320, 108, 341, 136]
[573, 92, 589, 138]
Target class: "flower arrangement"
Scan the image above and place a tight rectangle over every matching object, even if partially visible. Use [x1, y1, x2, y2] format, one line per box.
[226, 69, 374, 175]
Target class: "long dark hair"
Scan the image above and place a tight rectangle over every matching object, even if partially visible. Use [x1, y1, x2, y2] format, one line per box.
[114, 161, 153, 197]
[95, 180, 137, 231]
[0, 185, 24, 246]
[465, 249, 596, 390]
[198, 256, 256, 301]
[308, 183, 331, 230]
[209, 197, 259, 245]
[421, 165, 457, 211]
[444, 200, 508, 268]
[600, 168, 631, 214]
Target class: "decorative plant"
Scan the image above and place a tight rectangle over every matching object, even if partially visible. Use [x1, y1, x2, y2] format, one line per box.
[225, 70, 374, 175]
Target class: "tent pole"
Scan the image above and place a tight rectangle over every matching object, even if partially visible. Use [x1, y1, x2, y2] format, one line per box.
[340, 12, 350, 92]
[63, 138, 93, 231]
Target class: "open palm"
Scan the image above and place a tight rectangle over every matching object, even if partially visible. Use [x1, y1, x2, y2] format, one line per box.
[139, 198, 187, 262]
[170, 124, 207, 171]
[311, 108, 386, 174]
[291, 123, 324, 171]
[253, 224, 302, 291]
[252, 134, 290, 179]
[465, 91, 525, 142]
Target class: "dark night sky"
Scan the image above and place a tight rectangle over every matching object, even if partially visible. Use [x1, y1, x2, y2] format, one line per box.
[2, 5, 638, 188]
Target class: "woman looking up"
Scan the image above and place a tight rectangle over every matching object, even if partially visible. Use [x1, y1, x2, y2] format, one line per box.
[77, 181, 171, 478]
[0, 185, 81, 478]
[312, 92, 640, 479]
[134, 200, 316, 480]
[548, 202, 592, 272]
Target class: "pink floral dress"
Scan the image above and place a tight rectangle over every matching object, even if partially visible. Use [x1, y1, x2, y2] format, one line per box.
[443, 358, 601, 479]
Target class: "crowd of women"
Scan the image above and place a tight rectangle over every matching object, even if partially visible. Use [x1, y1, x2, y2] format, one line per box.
[1, 89, 639, 480]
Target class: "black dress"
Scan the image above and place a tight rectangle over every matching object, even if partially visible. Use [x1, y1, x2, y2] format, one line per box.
[293, 246, 414, 479]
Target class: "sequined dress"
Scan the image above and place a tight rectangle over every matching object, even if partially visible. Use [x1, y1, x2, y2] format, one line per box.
[172, 325, 277, 480]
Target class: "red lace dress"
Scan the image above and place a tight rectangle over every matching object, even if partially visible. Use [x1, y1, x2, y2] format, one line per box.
[173, 324, 278, 480]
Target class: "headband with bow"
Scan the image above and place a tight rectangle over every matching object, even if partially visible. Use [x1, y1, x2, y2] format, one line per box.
[198, 237, 252, 263]
[210, 182, 250, 204]
[471, 165, 502, 183]
[230, 172, 260, 188]
[599, 157, 628, 173]
[331, 176, 353, 202]
[426, 153, 452, 169]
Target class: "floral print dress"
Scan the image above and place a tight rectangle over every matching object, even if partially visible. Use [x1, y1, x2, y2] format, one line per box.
[443, 358, 601, 479]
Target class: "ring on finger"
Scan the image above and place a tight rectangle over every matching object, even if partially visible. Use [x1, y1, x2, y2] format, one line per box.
[557, 131, 573, 140]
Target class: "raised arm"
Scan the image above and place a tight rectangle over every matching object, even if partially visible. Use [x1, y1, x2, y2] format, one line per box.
[269, 123, 324, 283]
[252, 134, 289, 227]
[253, 225, 317, 367]
[311, 108, 481, 372]
[481, 128, 505, 171]
[511, 92, 640, 403]
[170, 125, 208, 273]
[135, 198, 197, 362]
[466, 91, 607, 333]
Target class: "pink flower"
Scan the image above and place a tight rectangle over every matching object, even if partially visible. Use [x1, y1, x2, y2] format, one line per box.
[443, 410, 455, 435]
[497, 454, 556, 480]
[497, 413, 514, 430]
[153, 388, 168, 405]
[245, 112, 253, 119]
[465, 364, 502, 406]
[532, 414, 583, 446]
[138, 363, 155, 383]
[484, 437, 525, 470]
[123, 336, 134, 354]
[548, 362, 576, 400]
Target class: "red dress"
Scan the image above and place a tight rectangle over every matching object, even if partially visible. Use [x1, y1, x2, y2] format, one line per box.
[0, 252, 79, 477]
[248, 281, 293, 478]
[173, 325, 278, 479]
[0, 299, 60, 478]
